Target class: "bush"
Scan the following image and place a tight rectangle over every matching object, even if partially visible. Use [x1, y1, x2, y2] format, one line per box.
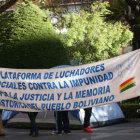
[121, 103, 140, 119]
[61, 1, 133, 63]
[0, 1, 69, 68]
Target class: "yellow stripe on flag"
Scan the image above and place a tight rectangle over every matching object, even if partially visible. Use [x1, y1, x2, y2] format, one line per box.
[120, 80, 134, 91]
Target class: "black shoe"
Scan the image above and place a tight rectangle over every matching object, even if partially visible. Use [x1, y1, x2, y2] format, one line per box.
[29, 131, 38, 137]
[29, 131, 33, 136]
[0, 133, 5, 137]
[32, 132, 38, 137]
[51, 131, 62, 135]
[63, 131, 71, 135]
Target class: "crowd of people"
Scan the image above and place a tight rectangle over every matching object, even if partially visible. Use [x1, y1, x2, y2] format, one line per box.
[0, 107, 93, 137]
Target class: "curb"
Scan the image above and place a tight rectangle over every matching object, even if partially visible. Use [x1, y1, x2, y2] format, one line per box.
[5, 118, 82, 130]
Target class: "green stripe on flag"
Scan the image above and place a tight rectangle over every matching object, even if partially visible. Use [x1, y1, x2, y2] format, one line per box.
[120, 83, 135, 93]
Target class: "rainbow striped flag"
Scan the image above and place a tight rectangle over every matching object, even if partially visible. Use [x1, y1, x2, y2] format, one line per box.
[120, 77, 135, 93]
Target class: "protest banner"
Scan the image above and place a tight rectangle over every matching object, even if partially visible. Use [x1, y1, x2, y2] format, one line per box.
[0, 49, 140, 112]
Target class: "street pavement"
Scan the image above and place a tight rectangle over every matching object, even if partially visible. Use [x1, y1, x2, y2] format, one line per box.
[1, 122, 140, 140]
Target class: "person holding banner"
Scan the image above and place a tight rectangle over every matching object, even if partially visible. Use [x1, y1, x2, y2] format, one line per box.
[0, 110, 5, 136]
[83, 108, 93, 133]
[52, 111, 71, 135]
[28, 112, 39, 137]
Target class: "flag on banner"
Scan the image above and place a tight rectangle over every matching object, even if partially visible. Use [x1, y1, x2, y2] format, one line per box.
[120, 77, 136, 93]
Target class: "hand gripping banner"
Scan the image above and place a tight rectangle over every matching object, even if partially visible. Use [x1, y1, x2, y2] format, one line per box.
[0, 49, 140, 112]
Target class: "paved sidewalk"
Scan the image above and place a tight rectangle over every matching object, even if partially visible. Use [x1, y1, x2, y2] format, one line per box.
[1, 122, 140, 140]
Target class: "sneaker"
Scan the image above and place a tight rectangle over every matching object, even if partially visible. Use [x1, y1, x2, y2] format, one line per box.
[83, 126, 93, 133]
[51, 131, 62, 135]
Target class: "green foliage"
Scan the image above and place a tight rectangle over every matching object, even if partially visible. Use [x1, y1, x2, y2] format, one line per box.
[61, 1, 133, 64]
[105, 0, 127, 21]
[0, 1, 69, 68]
[106, 0, 140, 24]
[121, 103, 140, 118]
[121, 97, 140, 119]
[122, 97, 140, 104]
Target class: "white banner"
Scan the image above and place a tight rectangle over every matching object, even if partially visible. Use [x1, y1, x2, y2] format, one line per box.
[0, 49, 140, 112]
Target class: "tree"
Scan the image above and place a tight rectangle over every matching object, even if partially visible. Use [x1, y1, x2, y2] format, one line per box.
[61, 1, 133, 64]
[0, 0, 19, 14]
[0, 0, 52, 14]
[124, 0, 140, 50]
[0, 1, 69, 68]
[106, 0, 140, 50]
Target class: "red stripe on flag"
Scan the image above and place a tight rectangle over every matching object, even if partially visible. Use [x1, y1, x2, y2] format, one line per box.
[120, 77, 135, 88]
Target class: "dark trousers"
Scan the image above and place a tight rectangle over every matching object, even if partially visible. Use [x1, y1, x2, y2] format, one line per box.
[83, 108, 92, 128]
[28, 112, 38, 134]
[56, 111, 70, 133]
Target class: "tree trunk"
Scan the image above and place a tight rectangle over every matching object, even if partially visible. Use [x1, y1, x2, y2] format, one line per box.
[0, 0, 19, 14]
